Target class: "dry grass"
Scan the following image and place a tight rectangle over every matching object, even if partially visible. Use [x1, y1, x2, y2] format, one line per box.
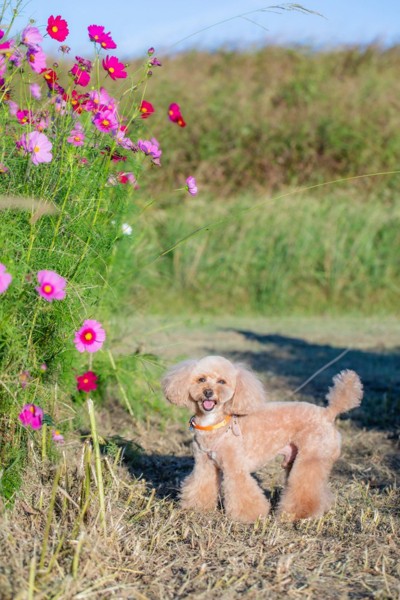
[1, 405, 399, 599]
[1, 317, 399, 599]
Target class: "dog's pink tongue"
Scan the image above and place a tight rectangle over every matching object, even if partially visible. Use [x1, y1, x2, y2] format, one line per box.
[203, 400, 215, 410]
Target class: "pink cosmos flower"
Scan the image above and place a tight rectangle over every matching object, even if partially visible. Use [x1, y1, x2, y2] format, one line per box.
[36, 270, 66, 301]
[137, 138, 162, 166]
[74, 319, 106, 353]
[186, 176, 198, 196]
[18, 404, 43, 430]
[99, 32, 117, 50]
[21, 26, 43, 48]
[139, 100, 154, 119]
[35, 116, 50, 132]
[93, 109, 118, 133]
[16, 109, 32, 125]
[7, 100, 18, 116]
[70, 63, 91, 87]
[67, 123, 85, 146]
[19, 131, 52, 165]
[168, 102, 186, 127]
[26, 47, 47, 73]
[52, 429, 64, 443]
[76, 371, 98, 392]
[47, 15, 69, 42]
[102, 55, 127, 80]
[30, 83, 41, 99]
[88, 24, 105, 43]
[0, 263, 12, 294]
[0, 38, 14, 52]
[117, 171, 137, 185]
[88, 25, 117, 49]
[0, 163, 9, 174]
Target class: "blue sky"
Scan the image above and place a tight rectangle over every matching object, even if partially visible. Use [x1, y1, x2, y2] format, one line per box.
[13, 0, 400, 57]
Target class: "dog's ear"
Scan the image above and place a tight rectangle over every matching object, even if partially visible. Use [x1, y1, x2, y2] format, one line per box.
[161, 360, 197, 407]
[226, 364, 267, 415]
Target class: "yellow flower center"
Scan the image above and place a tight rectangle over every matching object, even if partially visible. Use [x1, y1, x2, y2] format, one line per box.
[83, 378, 89, 384]
[29, 406, 35, 413]
[55, 430, 60, 435]
[29, 54, 35, 63]
[52, 26, 58, 33]
[94, 35, 99, 40]
[101, 42, 106, 47]
[33, 146, 40, 153]
[43, 284, 52, 293]
[142, 107, 147, 112]
[74, 136, 81, 142]
[84, 332, 93, 341]
[108, 67, 115, 73]
[102, 119, 110, 127]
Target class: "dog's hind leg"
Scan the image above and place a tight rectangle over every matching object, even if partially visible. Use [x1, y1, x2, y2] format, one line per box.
[277, 453, 335, 521]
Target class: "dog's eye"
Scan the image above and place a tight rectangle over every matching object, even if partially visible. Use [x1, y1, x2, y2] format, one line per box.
[198, 377, 206, 383]
[218, 379, 226, 385]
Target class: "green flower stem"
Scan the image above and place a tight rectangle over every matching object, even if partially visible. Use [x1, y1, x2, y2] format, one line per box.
[41, 423, 47, 462]
[87, 398, 107, 535]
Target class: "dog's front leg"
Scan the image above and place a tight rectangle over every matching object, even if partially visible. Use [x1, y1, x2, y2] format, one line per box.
[180, 443, 220, 512]
[219, 447, 271, 523]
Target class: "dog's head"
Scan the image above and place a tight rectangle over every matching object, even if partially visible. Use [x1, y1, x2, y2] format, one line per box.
[161, 355, 267, 416]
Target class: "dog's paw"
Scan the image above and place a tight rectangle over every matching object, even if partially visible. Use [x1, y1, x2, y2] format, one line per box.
[226, 497, 271, 523]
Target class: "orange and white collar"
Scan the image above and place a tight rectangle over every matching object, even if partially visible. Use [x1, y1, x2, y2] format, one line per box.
[189, 414, 232, 432]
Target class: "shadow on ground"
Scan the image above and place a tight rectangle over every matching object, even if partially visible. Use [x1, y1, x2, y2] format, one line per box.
[205, 329, 400, 431]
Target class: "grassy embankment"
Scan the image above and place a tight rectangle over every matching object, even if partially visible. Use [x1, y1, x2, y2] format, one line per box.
[116, 45, 400, 316]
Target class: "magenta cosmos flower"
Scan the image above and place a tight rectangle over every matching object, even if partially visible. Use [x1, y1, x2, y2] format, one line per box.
[76, 371, 98, 392]
[36, 270, 66, 301]
[88, 25, 117, 49]
[18, 404, 43, 430]
[102, 55, 127, 80]
[74, 320, 106, 353]
[168, 102, 186, 127]
[139, 100, 154, 119]
[47, 15, 69, 42]
[0, 263, 12, 294]
[93, 109, 118, 133]
[186, 176, 198, 196]
[19, 131, 52, 165]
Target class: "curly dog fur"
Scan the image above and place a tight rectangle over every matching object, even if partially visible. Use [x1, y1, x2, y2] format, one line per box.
[162, 356, 363, 523]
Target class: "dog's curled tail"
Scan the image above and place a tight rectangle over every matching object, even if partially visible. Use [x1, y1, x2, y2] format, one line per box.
[325, 370, 363, 420]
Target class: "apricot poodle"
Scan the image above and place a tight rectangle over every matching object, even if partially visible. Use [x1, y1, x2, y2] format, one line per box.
[162, 356, 363, 523]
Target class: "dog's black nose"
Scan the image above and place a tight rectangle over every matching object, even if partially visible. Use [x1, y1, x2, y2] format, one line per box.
[203, 388, 214, 398]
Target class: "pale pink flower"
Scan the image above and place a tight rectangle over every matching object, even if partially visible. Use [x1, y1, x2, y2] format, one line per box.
[30, 83, 41, 99]
[19, 131, 52, 165]
[36, 270, 66, 301]
[26, 47, 47, 73]
[74, 319, 106, 353]
[67, 123, 85, 146]
[186, 176, 198, 196]
[0, 263, 12, 294]
[52, 429, 64, 443]
[21, 26, 43, 48]
[18, 404, 43, 430]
